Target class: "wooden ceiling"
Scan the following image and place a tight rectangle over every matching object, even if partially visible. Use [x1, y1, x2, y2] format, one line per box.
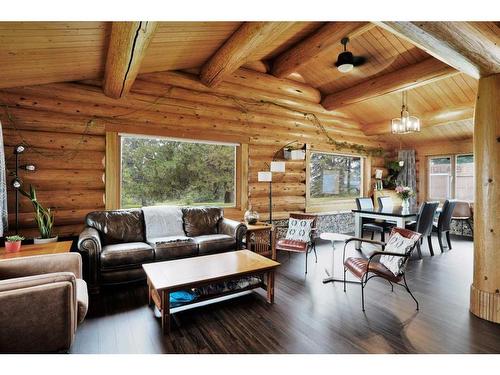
[1, 21, 499, 145]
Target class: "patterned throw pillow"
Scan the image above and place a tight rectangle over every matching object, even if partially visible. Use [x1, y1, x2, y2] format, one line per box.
[380, 233, 417, 276]
[285, 218, 314, 242]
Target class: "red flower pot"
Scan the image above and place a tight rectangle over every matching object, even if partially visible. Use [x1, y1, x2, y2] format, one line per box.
[5, 241, 22, 252]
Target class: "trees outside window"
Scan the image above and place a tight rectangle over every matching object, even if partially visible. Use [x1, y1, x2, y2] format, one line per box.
[309, 152, 362, 202]
[121, 136, 236, 208]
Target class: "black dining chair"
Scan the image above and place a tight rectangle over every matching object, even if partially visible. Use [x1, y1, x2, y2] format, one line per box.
[377, 195, 396, 232]
[356, 198, 387, 241]
[433, 200, 457, 252]
[407, 201, 440, 258]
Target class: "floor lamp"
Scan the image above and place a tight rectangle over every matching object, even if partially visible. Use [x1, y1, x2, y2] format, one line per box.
[258, 161, 285, 224]
[11, 145, 36, 234]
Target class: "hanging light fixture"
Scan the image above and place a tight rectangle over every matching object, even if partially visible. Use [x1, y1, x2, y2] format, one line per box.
[391, 91, 421, 134]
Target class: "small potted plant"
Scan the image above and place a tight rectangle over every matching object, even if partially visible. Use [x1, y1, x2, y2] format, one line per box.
[5, 235, 25, 252]
[20, 185, 57, 244]
[395, 185, 415, 211]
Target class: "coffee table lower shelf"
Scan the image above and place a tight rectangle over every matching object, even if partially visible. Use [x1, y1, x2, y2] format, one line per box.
[147, 271, 275, 334]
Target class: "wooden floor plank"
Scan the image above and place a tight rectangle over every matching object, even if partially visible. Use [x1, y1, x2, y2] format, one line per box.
[71, 236, 500, 354]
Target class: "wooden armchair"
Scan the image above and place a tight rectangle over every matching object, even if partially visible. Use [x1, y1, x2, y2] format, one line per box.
[274, 213, 317, 274]
[342, 227, 422, 311]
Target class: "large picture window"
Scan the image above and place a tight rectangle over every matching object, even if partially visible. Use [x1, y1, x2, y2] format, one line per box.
[308, 152, 363, 204]
[428, 154, 474, 202]
[121, 135, 237, 208]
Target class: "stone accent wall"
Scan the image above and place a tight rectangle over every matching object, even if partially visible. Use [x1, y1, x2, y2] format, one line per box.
[273, 212, 355, 240]
[274, 214, 473, 239]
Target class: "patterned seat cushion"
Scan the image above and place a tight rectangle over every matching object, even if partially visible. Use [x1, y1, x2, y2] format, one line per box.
[344, 257, 401, 283]
[276, 238, 309, 253]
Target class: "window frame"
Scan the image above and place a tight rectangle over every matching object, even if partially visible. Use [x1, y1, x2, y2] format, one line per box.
[306, 149, 364, 213]
[427, 153, 474, 202]
[106, 131, 246, 217]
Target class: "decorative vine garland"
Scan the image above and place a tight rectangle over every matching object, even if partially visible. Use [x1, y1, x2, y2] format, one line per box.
[1, 81, 386, 161]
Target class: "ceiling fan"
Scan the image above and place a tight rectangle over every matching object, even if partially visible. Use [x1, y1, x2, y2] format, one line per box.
[335, 37, 367, 73]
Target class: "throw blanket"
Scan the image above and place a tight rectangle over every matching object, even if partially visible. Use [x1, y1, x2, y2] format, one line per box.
[142, 206, 185, 241]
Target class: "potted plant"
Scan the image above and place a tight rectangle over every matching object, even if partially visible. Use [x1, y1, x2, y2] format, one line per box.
[383, 159, 403, 189]
[19, 185, 57, 244]
[395, 185, 415, 211]
[5, 235, 24, 252]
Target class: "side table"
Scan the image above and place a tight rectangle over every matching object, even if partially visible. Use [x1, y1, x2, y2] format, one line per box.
[0, 241, 73, 260]
[320, 232, 357, 284]
[244, 222, 276, 260]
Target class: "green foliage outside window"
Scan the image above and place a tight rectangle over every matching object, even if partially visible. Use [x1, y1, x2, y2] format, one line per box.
[121, 136, 236, 208]
[310, 152, 361, 200]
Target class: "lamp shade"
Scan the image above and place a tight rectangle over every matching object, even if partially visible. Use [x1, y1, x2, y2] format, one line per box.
[375, 169, 383, 179]
[270, 161, 285, 173]
[258, 171, 272, 182]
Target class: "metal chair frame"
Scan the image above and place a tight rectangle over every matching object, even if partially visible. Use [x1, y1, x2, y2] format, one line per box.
[342, 229, 422, 311]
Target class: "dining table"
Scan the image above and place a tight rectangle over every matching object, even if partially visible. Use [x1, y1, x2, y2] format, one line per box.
[351, 206, 419, 250]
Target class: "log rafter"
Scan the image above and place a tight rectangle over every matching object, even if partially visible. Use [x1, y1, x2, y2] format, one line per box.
[103, 21, 158, 99]
[376, 21, 500, 79]
[321, 58, 458, 110]
[200, 22, 297, 87]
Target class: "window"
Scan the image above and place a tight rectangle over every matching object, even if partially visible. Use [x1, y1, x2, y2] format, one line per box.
[308, 152, 363, 204]
[428, 154, 474, 201]
[429, 156, 452, 200]
[121, 135, 237, 208]
[455, 154, 474, 201]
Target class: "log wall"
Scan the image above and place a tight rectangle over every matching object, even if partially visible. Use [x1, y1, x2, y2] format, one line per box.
[0, 68, 392, 237]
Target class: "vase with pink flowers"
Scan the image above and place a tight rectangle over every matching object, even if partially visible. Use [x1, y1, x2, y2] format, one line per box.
[395, 185, 414, 211]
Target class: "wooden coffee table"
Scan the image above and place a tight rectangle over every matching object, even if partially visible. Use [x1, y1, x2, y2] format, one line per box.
[142, 250, 280, 334]
[0, 241, 72, 260]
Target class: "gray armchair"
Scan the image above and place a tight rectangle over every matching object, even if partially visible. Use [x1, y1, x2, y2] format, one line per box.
[0, 253, 88, 353]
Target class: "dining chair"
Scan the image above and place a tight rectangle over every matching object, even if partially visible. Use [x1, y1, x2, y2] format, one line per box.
[377, 196, 394, 210]
[343, 227, 422, 311]
[355, 197, 386, 241]
[452, 201, 474, 238]
[376, 195, 396, 232]
[407, 201, 440, 258]
[274, 213, 317, 274]
[433, 200, 457, 252]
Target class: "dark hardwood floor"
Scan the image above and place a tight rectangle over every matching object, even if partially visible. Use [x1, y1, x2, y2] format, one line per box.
[71, 235, 500, 354]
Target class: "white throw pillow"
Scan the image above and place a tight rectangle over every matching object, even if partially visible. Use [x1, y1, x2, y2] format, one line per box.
[380, 232, 416, 276]
[285, 218, 314, 242]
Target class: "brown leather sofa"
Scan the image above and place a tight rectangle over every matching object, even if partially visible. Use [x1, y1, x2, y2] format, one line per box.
[0, 253, 88, 353]
[78, 206, 246, 293]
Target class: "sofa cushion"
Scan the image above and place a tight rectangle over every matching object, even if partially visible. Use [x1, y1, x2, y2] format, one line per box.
[148, 236, 198, 261]
[182, 207, 223, 237]
[76, 278, 88, 324]
[100, 242, 154, 269]
[193, 234, 236, 255]
[86, 209, 145, 245]
[143, 206, 185, 240]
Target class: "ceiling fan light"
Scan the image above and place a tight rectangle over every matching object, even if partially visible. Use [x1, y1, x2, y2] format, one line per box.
[337, 63, 354, 73]
[335, 51, 354, 73]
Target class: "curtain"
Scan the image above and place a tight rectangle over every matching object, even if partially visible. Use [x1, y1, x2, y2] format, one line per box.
[0, 121, 7, 237]
[397, 149, 417, 205]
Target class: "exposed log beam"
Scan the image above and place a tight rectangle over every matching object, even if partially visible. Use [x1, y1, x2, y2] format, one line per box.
[103, 21, 157, 99]
[200, 22, 296, 87]
[362, 101, 475, 136]
[271, 22, 375, 78]
[376, 22, 500, 79]
[321, 58, 458, 110]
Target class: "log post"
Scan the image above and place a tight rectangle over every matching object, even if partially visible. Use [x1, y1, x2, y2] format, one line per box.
[470, 73, 500, 323]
